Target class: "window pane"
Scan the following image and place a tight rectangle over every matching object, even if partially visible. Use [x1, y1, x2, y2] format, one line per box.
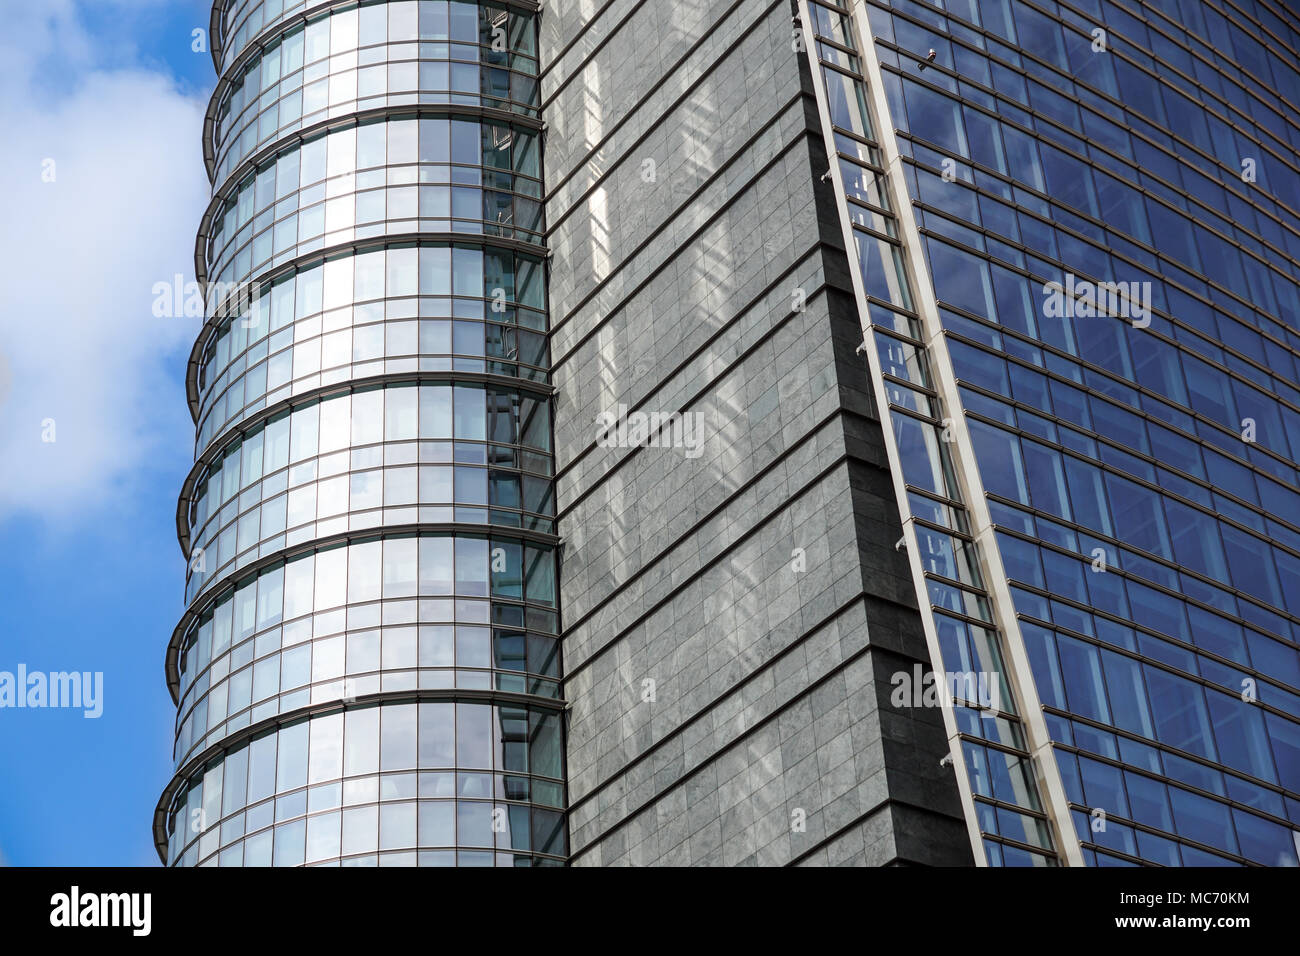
[456, 702, 492, 768]
[381, 703, 417, 770]
[419, 702, 455, 766]
[308, 712, 344, 784]
[344, 706, 380, 776]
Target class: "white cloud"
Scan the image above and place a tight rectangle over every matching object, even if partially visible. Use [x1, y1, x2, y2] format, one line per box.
[0, 1, 210, 519]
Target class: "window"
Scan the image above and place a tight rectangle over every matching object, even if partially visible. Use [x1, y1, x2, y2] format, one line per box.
[928, 240, 994, 318]
[354, 248, 385, 300]
[308, 712, 344, 784]
[1163, 498, 1228, 580]
[1205, 690, 1276, 784]
[420, 626, 454, 668]
[453, 385, 486, 440]
[380, 703, 417, 770]
[351, 389, 383, 445]
[382, 537, 418, 598]
[418, 801, 454, 845]
[1145, 667, 1217, 761]
[825, 68, 873, 140]
[991, 266, 1038, 340]
[419, 702, 455, 767]
[1057, 636, 1110, 723]
[1103, 473, 1171, 559]
[274, 721, 304, 791]
[1233, 809, 1298, 866]
[969, 420, 1027, 504]
[452, 247, 484, 298]
[315, 546, 347, 610]
[456, 702, 492, 768]
[1123, 771, 1172, 830]
[1001, 126, 1043, 191]
[420, 385, 453, 439]
[1221, 524, 1283, 608]
[419, 246, 452, 295]
[311, 635, 344, 683]
[904, 80, 967, 156]
[1021, 623, 1065, 709]
[222, 747, 249, 815]
[1182, 355, 1236, 426]
[345, 540, 380, 603]
[1022, 440, 1071, 520]
[273, 819, 306, 867]
[382, 628, 417, 671]
[344, 706, 380, 776]
[893, 415, 953, 497]
[1078, 755, 1128, 817]
[306, 811, 341, 862]
[348, 631, 380, 676]
[419, 537, 454, 595]
[490, 539, 523, 599]
[457, 802, 494, 847]
[1099, 649, 1152, 737]
[1039, 144, 1097, 217]
[341, 805, 377, 856]
[387, 245, 418, 297]
[963, 106, 1005, 173]
[455, 537, 489, 597]
[1168, 787, 1237, 855]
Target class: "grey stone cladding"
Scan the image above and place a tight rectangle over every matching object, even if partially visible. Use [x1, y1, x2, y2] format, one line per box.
[541, 0, 973, 866]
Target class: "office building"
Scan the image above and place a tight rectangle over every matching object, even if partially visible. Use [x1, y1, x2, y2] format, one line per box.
[157, 0, 1300, 867]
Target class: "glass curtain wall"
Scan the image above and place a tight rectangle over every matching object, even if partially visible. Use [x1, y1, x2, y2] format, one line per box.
[812, 0, 1300, 866]
[156, 0, 565, 867]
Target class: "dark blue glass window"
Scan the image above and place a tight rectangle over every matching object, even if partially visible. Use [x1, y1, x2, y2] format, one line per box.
[1078, 755, 1127, 815]
[969, 420, 1028, 503]
[1205, 690, 1277, 785]
[1145, 667, 1216, 761]
[1058, 635, 1110, 723]
[1124, 770, 1173, 831]
[1103, 473, 1171, 560]
[1169, 787, 1238, 856]
[1100, 649, 1153, 737]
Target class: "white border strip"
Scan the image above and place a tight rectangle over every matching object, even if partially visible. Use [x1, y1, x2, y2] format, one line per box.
[798, 0, 1084, 866]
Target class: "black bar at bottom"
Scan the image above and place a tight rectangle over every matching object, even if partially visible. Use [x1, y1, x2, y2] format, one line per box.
[0, 864, 1278, 943]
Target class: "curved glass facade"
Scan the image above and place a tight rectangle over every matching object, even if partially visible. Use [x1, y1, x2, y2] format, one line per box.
[182, 379, 555, 601]
[165, 700, 566, 867]
[201, 114, 543, 291]
[159, 0, 564, 866]
[207, 1, 538, 185]
[171, 530, 560, 766]
[802, 0, 1300, 866]
[190, 241, 547, 452]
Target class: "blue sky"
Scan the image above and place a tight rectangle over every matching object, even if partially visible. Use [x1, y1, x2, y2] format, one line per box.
[0, 0, 218, 866]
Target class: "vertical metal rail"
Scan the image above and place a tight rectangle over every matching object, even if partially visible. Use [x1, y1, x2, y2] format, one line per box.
[795, 0, 1083, 866]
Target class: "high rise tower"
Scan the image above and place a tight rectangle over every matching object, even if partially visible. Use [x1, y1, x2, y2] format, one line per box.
[159, 0, 1300, 868]
[156, 0, 567, 866]
[790, 0, 1300, 866]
